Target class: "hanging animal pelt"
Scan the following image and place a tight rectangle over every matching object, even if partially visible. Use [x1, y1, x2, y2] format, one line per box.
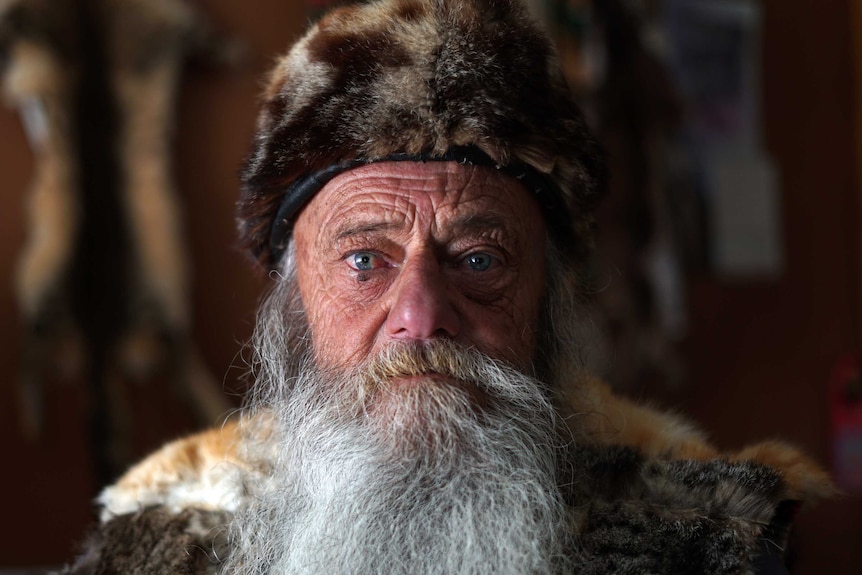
[0, 0, 231, 485]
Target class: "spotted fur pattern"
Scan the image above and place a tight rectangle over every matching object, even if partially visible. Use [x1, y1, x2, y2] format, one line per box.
[68, 382, 834, 573]
[238, 0, 606, 270]
[65, 409, 832, 574]
[62, 507, 230, 575]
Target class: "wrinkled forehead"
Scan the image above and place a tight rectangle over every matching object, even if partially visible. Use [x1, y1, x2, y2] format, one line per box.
[293, 161, 546, 241]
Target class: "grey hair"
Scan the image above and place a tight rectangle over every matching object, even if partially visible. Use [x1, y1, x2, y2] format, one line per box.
[241, 243, 308, 413]
[534, 238, 607, 397]
[224, 235, 598, 573]
[223, 229, 600, 574]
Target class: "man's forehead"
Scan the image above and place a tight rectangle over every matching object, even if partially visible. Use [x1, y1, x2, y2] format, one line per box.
[304, 161, 537, 227]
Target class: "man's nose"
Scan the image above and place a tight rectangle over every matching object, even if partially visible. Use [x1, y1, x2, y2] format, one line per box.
[385, 255, 461, 341]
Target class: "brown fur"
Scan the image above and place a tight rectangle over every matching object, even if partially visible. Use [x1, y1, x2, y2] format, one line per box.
[99, 379, 832, 522]
[238, 0, 606, 270]
[82, 378, 831, 574]
[565, 375, 834, 501]
[731, 440, 836, 501]
[82, 421, 815, 574]
[98, 420, 250, 521]
[0, 0, 230, 472]
[109, 421, 242, 494]
[64, 507, 229, 575]
[2, 1, 84, 439]
[2, 38, 79, 322]
[569, 376, 720, 460]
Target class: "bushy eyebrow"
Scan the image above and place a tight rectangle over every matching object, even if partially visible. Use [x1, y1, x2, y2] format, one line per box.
[333, 221, 399, 241]
[331, 212, 516, 243]
[450, 213, 513, 238]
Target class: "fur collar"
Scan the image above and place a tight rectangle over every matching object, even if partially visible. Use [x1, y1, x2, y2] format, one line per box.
[75, 395, 832, 574]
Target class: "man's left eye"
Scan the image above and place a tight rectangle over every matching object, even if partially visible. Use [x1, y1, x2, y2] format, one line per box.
[465, 252, 494, 271]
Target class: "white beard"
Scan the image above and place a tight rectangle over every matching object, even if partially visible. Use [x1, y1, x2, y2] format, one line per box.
[224, 338, 575, 575]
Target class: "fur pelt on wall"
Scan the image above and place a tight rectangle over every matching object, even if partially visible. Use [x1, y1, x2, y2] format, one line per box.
[0, 0, 230, 483]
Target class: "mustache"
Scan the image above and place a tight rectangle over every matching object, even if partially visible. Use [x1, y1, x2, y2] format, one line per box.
[356, 340, 501, 388]
[345, 340, 553, 414]
[283, 338, 557, 431]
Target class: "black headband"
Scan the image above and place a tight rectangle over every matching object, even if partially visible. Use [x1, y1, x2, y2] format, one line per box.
[269, 146, 574, 264]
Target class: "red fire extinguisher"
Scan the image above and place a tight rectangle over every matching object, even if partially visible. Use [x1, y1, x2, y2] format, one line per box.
[829, 353, 862, 492]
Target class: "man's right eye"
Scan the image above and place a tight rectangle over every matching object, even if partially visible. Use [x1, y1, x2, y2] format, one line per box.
[347, 251, 383, 271]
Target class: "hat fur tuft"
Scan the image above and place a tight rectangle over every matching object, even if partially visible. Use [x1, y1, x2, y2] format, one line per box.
[238, 0, 605, 270]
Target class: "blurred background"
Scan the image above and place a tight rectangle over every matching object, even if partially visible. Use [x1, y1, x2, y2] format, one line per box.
[0, 0, 859, 571]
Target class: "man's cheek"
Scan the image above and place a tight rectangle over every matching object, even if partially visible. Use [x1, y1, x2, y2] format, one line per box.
[307, 295, 377, 368]
[469, 305, 538, 365]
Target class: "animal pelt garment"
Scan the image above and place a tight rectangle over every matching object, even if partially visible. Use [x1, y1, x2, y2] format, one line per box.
[0, 0, 230, 482]
[59, 385, 833, 575]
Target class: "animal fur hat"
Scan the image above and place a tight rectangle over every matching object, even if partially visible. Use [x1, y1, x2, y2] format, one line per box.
[238, 0, 606, 270]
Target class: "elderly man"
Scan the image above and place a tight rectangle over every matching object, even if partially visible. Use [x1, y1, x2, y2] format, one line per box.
[64, 0, 831, 574]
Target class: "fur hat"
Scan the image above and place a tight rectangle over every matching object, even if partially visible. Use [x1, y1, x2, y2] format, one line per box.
[238, 0, 606, 270]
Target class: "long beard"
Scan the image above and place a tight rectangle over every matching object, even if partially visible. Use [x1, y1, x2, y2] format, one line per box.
[223, 272, 579, 575]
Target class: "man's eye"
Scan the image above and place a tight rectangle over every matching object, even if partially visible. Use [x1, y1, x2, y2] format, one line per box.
[465, 252, 493, 271]
[348, 251, 382, 271]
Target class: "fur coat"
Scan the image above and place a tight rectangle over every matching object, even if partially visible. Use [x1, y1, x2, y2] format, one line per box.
[60, 375, 833, 575]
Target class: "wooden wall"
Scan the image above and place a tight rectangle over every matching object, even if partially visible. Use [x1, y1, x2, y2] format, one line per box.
[0, 0, 858, 570]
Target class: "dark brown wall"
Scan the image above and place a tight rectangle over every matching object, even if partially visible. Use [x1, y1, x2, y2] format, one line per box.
[650, 0, 862, 571]
[0, 0, 859, 570]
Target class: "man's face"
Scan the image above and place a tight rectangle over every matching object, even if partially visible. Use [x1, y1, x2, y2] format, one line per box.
[234, 162, 565, 575]
[292, 161, 547, 376]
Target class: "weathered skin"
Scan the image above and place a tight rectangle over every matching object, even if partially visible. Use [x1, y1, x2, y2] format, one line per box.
[293, 161, 548, 375]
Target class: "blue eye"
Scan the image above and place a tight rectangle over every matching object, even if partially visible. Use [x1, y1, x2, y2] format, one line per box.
[351, 252, 377, 271]
[466, 253, 493, 271]
[346, 252, 385, 272]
